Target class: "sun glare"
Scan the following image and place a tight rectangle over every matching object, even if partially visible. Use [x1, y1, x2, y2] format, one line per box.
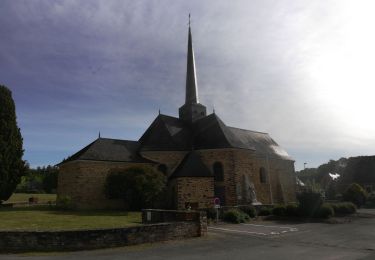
[308, 1, 375, 140]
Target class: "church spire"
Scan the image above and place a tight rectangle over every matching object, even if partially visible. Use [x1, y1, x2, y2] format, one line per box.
[185, 14, 199, 104]
[179, 14, 207, 123]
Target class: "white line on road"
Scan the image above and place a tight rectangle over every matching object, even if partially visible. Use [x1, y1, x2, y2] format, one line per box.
[208, 227, 267, 236]
[241, 223, 293, 229]
[241, 224, 298, 232]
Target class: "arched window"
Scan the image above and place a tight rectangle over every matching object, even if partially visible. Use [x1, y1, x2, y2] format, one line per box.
[259, 167, 267, 183]
[213, 162, 224, 182]
[158, 164, 168, 175]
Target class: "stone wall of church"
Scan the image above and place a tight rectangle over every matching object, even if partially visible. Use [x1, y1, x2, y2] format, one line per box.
[196, 149, 237, 206]
[140, 151, 188, 178]
[195, 149, 296, 206]
[175, 177, 214, 210]
[57, 160, 153, 209]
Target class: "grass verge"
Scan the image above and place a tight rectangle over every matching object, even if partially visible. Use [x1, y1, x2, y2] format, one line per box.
[5, 193, 57, 203]
[0, 206, 141, 231]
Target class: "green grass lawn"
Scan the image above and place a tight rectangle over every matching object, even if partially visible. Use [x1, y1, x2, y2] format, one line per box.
[5, 193, 57, 203]
[0, 207, 141, 231]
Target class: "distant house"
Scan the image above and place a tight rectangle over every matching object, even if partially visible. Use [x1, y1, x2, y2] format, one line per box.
[57, 23, 296, 210]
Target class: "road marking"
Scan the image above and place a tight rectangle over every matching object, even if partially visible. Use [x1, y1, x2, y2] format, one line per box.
[241, 223, 298, 232]
[241, 223, 293, 229]
[209, 227, 267, 236]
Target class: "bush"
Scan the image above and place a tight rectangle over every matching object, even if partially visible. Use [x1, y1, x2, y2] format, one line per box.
[285, 204, 299, 217]
[316, 203, 334, 218]
[105, 166, 166, 210]
[239, 205, 257, 218]
[343, 183, 368, 208]
[297, 191, 323, 217]
[223, 209, 249, 223]
[272, 205, 286, 216]
[258, 207, 272, 216]
[330, 202, 357, 215]
[206, 208, 217, 220]
[56, 195, 72, 210]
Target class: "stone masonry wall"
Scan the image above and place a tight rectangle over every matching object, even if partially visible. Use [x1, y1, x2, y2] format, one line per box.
[57, 160, 153, 209]
[0, 222, 201, 253]
[176, 177, 214, 210]
[140, 151, 188, 178]
[196, 149, 237, 206]
[196, 149, 296, 206]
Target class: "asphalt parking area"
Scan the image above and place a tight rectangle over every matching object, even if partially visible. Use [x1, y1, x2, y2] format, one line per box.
[208, 222, 300, 236]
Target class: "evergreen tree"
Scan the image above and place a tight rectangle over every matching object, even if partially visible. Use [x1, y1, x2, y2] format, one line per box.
[0, 85, 25, 203]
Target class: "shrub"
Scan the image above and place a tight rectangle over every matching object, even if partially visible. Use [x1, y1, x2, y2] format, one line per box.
[285, 204, 299, 217]
[297, 191, 323, 217]
[316, 203, 334, 218]
[239, 205, 257, 218]
[258, 207, 272, 216]
[272, 205, 286, 216]
[223, 209, 249, 223]
[56, 195, 72, 210]
[206, 208, 218, 220]
[330, 202, 357, 215]
[105, 166, 166, 210]
[343, 183, 368, 208]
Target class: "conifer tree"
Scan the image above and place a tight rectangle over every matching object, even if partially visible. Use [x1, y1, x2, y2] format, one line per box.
[0, 85, 25, 203]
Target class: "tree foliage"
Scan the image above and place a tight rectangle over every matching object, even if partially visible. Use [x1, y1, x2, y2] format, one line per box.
[0, 85, 25, 203]
[16, 165, 59, 193]
[297, 191, 323, 217]
[105, 166, 166, 210]
[343, 183, 368, 208]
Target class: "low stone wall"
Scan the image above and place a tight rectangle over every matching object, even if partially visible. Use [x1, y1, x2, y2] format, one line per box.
[142, 209, 207, 236]
[0, 222, 198, 253]
[0, 209, 207, 253]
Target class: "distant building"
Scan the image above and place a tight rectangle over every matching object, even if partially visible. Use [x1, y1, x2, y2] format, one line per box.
[57, 23, 296, 209]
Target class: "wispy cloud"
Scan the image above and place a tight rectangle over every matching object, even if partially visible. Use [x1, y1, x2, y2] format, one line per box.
[1, 0, 374, 169]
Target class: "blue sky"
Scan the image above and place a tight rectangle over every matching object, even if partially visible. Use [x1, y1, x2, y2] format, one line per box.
[1, 0, 374, 170]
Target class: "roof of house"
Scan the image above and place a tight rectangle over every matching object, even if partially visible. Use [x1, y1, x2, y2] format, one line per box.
[170, 151, 213, 179]
[61, 138, 151, 164]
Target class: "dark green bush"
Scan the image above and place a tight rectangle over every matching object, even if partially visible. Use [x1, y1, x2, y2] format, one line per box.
[330, 202, 357, 215]
[285, 204, 299, 217]
[272, 205, 286, 216]
[239, 205, 256, 218]
[206, 208, 218, 220]
[315, 203, 334, 218]
[258, 207, 272, 216]
[223, 209, 249, 223]
[105, 166, 166, 210]
[297, 191, 323, 217]
[343, 183, 368, 208]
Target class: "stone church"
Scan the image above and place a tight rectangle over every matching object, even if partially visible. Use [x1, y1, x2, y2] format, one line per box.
[57, 24, 296, 210]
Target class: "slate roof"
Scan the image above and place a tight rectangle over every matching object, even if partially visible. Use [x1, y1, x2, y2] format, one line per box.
[227, 127, 292, 160]
[170, 151, 213, 179]
[139, 113, 292, 160]
[61, 138, 151, 164]
[63, 114, 291, 164]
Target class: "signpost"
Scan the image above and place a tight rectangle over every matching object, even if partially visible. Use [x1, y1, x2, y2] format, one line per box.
[213, 197, 221, 223]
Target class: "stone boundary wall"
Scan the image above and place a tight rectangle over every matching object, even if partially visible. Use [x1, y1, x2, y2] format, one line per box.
[142, 209, 208, 236]
[0, 210, 207, 253]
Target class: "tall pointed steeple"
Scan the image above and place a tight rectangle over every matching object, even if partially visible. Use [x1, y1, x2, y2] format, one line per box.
[179, 14, 206, 123]
[185, 15, 199, 104]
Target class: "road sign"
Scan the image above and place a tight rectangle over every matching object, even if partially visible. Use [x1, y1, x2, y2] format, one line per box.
[213, 197, 221, 206]
[214, 204, 220, 209]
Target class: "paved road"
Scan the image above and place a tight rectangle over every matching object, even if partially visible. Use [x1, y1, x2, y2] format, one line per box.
[1, 210, 375, 260]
